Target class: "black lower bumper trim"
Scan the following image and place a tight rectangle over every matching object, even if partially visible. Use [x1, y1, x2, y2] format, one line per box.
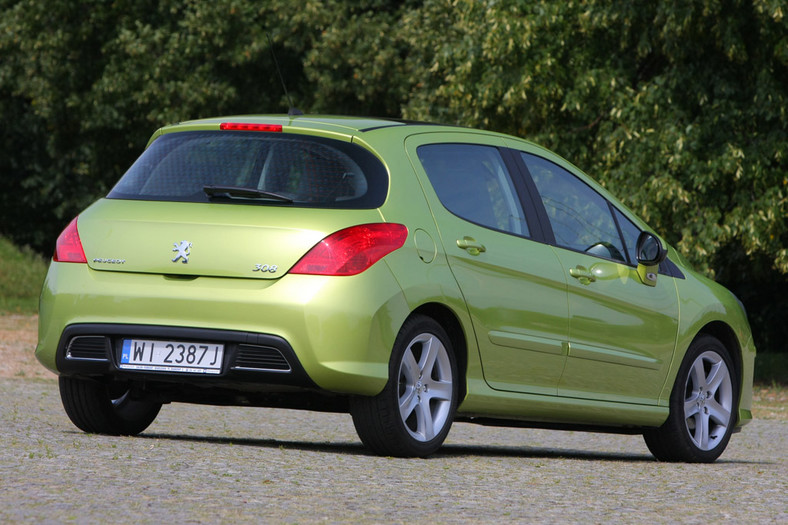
[55, 323, 317, 390]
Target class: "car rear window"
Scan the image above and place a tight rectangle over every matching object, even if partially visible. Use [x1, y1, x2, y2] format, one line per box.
[108, 131, 387, 208]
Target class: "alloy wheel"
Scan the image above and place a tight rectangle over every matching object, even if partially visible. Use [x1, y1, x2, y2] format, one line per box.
[397, 333, 454, 442]
[683, 350, 733, 451]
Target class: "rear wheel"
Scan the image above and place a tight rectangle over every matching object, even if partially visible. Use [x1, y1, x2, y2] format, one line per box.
[643, 335, 737, 462]
[59, 376, 161, 435]
[350, 315, 458, 457]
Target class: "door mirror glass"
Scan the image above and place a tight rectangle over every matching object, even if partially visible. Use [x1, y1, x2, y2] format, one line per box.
[635, 231, 667, 266]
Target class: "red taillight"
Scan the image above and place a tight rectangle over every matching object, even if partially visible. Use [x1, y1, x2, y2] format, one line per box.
[290, 223, 408, 276]
[219, 122, 283, 132]
[53, 217, 87, 263]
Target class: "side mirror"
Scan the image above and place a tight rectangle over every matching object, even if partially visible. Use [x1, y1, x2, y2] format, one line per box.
[635, 232, 667, 287]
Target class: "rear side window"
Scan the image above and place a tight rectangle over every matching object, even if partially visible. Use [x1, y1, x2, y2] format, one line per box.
[108, 131, 387, 208]
[418, 144, 529, 236]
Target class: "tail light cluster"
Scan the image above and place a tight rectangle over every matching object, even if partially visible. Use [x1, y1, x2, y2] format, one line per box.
[290, 223, 408, 276]
[53, 217, 87, 263]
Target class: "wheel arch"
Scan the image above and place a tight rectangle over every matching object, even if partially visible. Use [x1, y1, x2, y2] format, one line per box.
[695, 321, 749, 427]
[696, 321, 742, 384]
[410, 302, 468, 402]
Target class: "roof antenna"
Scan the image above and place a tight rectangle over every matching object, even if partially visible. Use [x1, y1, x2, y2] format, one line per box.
[267, 33, 303, 117]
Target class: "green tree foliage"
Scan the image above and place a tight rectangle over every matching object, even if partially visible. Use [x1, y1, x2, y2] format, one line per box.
[392, 0, 788, 351]
[0, 0, 290, 248]
[0, 0, 785, 351]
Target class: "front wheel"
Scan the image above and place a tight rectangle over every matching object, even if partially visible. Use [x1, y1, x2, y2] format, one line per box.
[350, 315, 458, 457]
[643, 335, 738, 462]
[59, 376, 162, 436]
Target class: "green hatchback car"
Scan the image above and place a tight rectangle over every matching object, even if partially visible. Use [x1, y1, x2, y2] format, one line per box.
[36, 115, 755, 461]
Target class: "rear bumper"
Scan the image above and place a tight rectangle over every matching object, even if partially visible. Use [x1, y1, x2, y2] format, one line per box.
[37, 262, 411, 396]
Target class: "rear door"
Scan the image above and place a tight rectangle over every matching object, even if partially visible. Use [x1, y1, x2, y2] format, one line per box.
[405, 133, 569, 396]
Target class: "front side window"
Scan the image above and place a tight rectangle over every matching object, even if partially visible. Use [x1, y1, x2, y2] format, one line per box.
[418, 144, 529, 236]
[108, 131, 387, 208]
[521, 153, 626, 262]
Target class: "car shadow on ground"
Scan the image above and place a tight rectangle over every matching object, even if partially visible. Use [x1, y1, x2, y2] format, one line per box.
[439, 444, 765, 464]
[60, 427, 766, 464]
[136, 431, 663, 462]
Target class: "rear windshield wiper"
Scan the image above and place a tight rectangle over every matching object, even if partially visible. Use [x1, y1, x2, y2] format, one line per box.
[203, 185, 293, 203]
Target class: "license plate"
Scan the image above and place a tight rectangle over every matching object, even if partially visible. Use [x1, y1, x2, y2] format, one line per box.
[119, 339, 224, 375]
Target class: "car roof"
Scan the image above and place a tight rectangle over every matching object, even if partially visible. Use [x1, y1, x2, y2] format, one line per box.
[156, 114, 475, 138]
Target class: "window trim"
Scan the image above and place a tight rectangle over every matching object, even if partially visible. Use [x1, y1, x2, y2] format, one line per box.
[609, 201, 635, 266]
[499, 148, 552, 244]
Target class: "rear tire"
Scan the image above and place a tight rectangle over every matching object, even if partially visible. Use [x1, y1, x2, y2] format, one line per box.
[59, 376, 161, 436]
[350, 315, 458, 457]
[643, 335, 738, 462]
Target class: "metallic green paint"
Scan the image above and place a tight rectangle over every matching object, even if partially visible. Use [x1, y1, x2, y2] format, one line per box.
[38, 256, 409, 395]
[637, 262, 660, 287]
[404, 133, 570, 396]
[80, 200, 383, 279]
[554, 249, 679, 405]
[658, 253, 755, 424]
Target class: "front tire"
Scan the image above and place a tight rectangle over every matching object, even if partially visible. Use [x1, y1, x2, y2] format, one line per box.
[350, 315, 458, 457]
[59, 376, 162, 436]
[643, 335, 738, 462]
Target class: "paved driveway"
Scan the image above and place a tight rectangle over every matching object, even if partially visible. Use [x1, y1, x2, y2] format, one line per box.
[1, 378, 785, 523]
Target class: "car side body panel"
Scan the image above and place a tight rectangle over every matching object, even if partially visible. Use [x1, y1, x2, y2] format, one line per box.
[553, 247, 680, 405]
[402, 132, 572, 397]
[658, 258, 755, 425]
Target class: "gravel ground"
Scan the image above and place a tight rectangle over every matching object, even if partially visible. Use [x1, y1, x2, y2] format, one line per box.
[1, 377, 785, 524]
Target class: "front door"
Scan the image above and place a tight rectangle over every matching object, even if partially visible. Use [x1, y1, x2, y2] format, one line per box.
[519, 151, 679, 404]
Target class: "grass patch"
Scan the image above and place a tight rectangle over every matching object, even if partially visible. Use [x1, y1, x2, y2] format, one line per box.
[0, 236, 48, 314]
[752, 384, 787, 420]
